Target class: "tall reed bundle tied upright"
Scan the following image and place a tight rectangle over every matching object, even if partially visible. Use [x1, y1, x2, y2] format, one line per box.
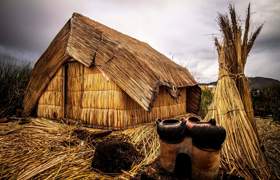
[218, 4, 262, 131]
[205, 4, 270, 179]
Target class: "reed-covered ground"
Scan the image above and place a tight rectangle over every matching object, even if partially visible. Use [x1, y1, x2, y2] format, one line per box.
[0, 59, 279, 179]
[256, 117, 280, 179]
[0, 118, 159, 179]
[0, 116, 279, 179]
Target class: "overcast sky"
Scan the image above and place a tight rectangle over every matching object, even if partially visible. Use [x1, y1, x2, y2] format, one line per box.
[0, 0, 279, 82]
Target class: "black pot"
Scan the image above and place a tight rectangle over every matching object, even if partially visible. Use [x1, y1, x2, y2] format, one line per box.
[190, 124, 226, 150]
[156, 119, 186, 144]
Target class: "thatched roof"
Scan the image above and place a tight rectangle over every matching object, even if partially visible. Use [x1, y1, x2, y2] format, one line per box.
[23, 13, 199, 115]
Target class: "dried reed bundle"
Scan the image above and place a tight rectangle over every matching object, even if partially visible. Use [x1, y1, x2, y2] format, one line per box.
[216, 4, 263, 130]
[0, 118, 159, 179]
[236, 76, 256, 130]
[205, 73, 269, 179]
[205, 4, 270, 179]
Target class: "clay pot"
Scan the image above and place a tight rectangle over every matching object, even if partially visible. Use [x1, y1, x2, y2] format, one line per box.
[158, 137, 193, 172]
[191, 145, 221, 180]
[156, 119, 186, 143]
[156, 117, 226, 180]
[157, 119, 190, 173]
[187, 119, 225, 180]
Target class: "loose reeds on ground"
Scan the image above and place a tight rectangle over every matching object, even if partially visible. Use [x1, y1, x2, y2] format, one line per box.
[0, 118, 159, 179]
[256, 117, 280, 179]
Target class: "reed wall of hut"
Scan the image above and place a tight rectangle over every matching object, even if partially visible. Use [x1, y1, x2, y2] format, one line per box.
[37, 68, 64, 119]
[37, 62, 187, 129]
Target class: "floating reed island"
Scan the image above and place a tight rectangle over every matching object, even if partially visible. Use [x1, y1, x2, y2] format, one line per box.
[23, 13, 201, 130]
[2, 4, 273, 180]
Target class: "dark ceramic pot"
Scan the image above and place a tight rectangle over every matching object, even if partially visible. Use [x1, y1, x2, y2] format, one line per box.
[156, 119, 186, 144]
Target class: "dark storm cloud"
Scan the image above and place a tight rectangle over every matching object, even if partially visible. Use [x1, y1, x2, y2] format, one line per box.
[255, 32, 280, 51]
[0, 0, 78, 52]
[0, 0, 279, 82]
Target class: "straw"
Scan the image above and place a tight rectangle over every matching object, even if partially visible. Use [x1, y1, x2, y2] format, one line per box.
[0, 118, 160, 179]
[204, 4, 270, 179]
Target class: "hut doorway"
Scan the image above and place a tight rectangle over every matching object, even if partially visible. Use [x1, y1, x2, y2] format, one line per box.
[64, 62, 84, 120]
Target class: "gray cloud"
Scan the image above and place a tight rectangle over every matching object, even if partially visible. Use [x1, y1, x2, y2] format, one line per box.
[0, 0, 279, 82]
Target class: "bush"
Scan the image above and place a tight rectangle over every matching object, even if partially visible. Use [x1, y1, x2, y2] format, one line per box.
[0, 58, 31, 117]
[198, 84, 280, 121]
[272, 108, 280, 122]
[199, 86, 213, 118]
[251, 85, 280, 121]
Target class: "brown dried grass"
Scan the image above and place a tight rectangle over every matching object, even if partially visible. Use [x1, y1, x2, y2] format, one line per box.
[0, 118, 159, 179]
[256, 117, 280, 179]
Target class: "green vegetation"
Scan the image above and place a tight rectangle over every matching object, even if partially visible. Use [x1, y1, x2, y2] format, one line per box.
[199, 85, 280, 121]
[0, 58, 31, 117]
[198, 87, 213, 118]
[251, 85, 280, 121]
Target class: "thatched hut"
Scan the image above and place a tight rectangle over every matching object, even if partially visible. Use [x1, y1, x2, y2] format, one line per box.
[23, 13, 201, 129]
